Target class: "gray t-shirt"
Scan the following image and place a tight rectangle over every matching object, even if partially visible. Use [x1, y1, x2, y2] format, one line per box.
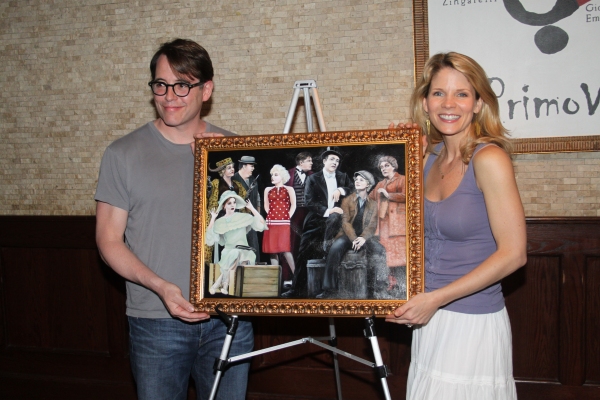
[95, 121, 235, 318]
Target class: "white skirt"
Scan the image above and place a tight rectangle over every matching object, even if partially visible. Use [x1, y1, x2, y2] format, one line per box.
[407, 307, 517, 400]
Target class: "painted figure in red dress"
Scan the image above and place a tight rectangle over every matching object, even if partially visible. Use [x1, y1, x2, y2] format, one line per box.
[262, 164, 297, 278]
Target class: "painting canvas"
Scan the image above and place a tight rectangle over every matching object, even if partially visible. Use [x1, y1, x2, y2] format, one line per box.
[190, 128, 423, 317]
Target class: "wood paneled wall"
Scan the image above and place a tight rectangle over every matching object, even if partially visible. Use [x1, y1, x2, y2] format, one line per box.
[0, 216, 599, 399]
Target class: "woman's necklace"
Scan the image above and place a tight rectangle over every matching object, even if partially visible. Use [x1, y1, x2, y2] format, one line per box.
[437, 150, 461, 179]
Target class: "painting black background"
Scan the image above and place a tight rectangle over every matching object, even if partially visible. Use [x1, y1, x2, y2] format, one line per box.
[207, 143, 406, 198]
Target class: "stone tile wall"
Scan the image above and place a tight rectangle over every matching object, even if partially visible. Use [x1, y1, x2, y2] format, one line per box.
[514, 151, 600, 217]
[0, 0, 597, 216]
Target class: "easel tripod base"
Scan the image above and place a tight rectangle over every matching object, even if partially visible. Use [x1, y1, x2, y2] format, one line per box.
[208, 307, 393, 400]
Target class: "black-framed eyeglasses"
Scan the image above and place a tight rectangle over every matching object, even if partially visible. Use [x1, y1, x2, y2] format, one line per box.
[148, 81, 204, 97]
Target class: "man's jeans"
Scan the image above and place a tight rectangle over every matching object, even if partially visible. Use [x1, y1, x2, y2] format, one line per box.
[128, 316, 253, 400]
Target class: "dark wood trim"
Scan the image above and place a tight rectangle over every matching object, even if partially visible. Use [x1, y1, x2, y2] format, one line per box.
[412, 0, 428, 86]
[1, 216, 599, 399]
[512, 135, 600, 154]
[526, 216, 600, 224]
[0, 215, 98, 249]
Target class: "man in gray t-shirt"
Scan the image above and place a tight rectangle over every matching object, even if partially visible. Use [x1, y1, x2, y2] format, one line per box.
[95, 39, 252, 400]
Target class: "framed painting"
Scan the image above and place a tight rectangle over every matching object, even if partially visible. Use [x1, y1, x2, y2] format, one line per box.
[190, 128, 424, 317]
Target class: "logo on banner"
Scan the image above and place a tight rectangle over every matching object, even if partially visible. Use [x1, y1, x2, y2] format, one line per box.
[504, 0, 591, 54]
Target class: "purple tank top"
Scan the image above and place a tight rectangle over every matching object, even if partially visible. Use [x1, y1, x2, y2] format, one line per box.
[424, 143, 504, 314]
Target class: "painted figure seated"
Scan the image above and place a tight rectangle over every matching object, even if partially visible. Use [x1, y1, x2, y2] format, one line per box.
[205, 191, 267, 295]
[316, 171, 389, 299]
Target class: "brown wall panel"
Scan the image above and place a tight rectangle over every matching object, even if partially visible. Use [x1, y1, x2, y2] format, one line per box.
[0, 216, 599, 400]
[559, 252, 588, 386]
[504, 256, 561, 382]
[2, 247, 110, 354]
[0, 217, 133, 398]
[586, 256, 600, 385]
[524, 219, 600, 388]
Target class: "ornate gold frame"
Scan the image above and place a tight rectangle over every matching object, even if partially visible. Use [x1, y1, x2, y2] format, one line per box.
[190, 128, 424, 316]
[412, 0, 600, 154]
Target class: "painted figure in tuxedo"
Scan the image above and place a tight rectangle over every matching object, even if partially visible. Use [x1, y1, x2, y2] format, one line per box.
[283, 152, 313, 286]
[281, 147, 353, 298]
[233, 156, 261, 260]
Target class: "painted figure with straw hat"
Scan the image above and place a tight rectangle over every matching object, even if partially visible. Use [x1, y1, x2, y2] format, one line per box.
[205, 157, 247, 263]
[205, 191, 267, 295]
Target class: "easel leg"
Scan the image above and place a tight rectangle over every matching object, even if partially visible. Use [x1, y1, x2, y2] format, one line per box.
[364, 316, 392, 400]
[283, 80, 326, 133]
[302, 86, 314, 132]
[209, 307, 239, 400]
[310, 86, 327, 132]
[328, 318, 343, 400]
[283, 87, 301, 133]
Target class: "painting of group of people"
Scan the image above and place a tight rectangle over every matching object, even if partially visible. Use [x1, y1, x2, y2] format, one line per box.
[202, 144, 408, 300]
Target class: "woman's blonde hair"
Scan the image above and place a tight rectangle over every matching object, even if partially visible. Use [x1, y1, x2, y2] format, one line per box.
[410, 52, 512, 162]
[270, 164, 290, 184]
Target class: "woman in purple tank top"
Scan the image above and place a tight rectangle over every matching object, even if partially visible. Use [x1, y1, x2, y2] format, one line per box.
[386, 53, 527, 400]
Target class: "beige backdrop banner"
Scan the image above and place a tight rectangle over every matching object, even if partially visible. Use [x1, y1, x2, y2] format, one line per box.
[428, 0, 600, 138]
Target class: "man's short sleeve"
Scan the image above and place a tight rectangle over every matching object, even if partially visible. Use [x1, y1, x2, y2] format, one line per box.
[95, 146, 130, 212]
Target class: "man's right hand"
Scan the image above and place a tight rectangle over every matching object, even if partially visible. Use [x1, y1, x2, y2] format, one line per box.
[157, 280, 210, 323]
[330, 207, 343, 214]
